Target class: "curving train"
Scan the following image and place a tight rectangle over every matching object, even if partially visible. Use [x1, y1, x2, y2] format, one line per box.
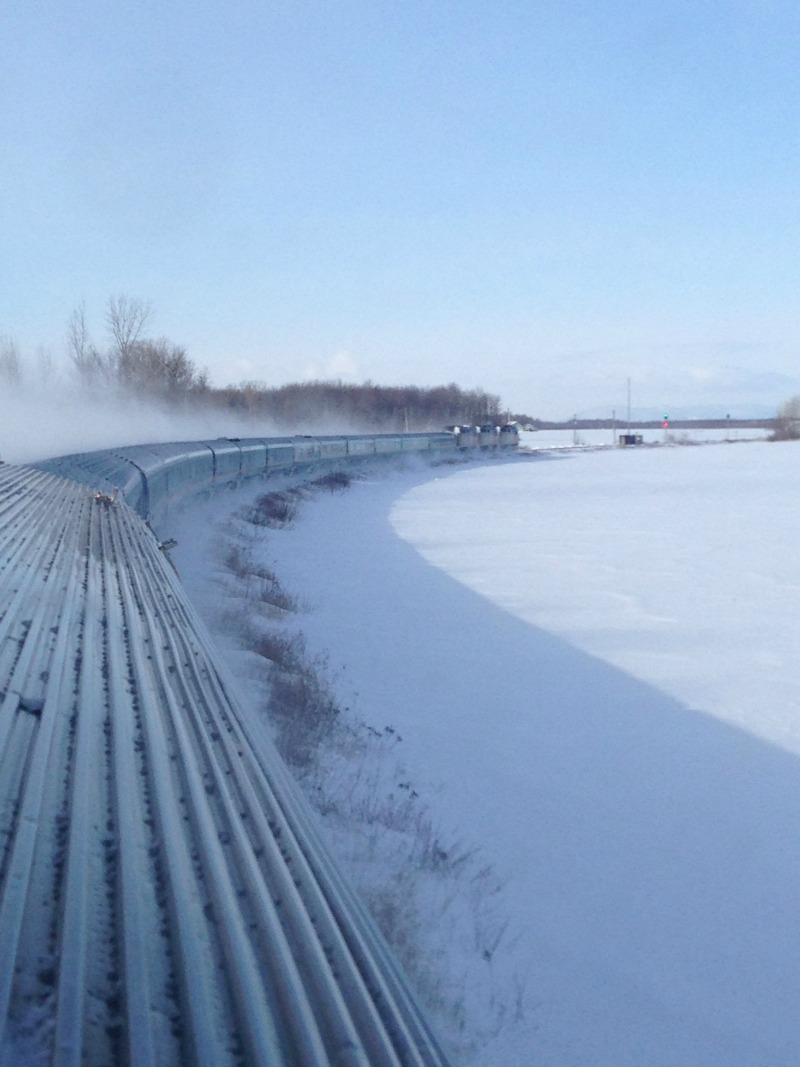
[35, 425, 519, 530]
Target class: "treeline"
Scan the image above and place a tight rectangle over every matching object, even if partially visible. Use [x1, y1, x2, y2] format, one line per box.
[2, 298, 507, 431]
[217, 379, 502, 431]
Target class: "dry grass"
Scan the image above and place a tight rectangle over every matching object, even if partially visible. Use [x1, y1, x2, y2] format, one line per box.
[310, 470, 355, 492]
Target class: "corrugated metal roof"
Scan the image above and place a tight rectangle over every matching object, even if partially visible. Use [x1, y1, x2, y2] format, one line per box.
[0, 462, 448, 1066]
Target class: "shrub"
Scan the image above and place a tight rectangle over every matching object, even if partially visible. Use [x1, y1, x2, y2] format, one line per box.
[311, 470, 355, 492]
[242, 489, 302, 528]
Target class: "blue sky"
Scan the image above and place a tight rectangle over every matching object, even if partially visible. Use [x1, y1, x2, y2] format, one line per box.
[2, 0, 798, 419]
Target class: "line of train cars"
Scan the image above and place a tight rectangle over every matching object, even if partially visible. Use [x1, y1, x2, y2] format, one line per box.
[448, 423, 520, 449]
[34, 425, 519, 530]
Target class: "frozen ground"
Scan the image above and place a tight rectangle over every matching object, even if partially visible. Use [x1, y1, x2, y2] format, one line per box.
[174, 436, 800, 1065]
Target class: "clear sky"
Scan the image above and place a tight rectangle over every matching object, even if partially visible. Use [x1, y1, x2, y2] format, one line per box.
[2, 0, 798, 420]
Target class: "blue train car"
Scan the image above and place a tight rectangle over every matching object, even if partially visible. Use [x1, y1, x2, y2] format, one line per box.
[346, 436, 377, 457]
[122, 442, 215, 519]
[224, 439, 270, 478]
[235, 439, 269, 476]
[36, 448, 149, 512]
[206, 439, 243, 483]
[373, 435, 404, 455]
[428, 431, 458, 452]
[262, 439, 296, 469]
[400, 433, 437, 452]
[292, 437, 321, 463]
[318, 437, 349, 460]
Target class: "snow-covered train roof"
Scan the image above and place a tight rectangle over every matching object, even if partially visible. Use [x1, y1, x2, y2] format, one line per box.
[0, 461, 448, 1066]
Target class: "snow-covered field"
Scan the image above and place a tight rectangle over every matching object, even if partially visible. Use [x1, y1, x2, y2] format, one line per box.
[522, 426, 767, 449]
[175, 435, 800, 1065]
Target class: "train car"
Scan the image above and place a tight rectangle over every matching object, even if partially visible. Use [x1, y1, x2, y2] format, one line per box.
[235, 438, 269, 476]
[292, 436, 321, 463]
[317, 436, 349, 461]
[206, 439, 244, 484]
[499, 423, 520, 447]
[3, 463, 453, 1067]
[478, 424, 499, 448]
[428, 431, 459, 452]
[374, 434, 404, 454]
[37, 448, 150, 514]
[455, 426, 480, 449]
[125, 442, 216, 520]
[346, 436, 377, 457]
[263, 438, 296, 469]
[400, 433, 439, 453]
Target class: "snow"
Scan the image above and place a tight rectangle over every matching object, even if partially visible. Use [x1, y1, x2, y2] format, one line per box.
[172, 436, 800, 1065]
[391, 437, 800, 754]
[521, 426, 767, 450]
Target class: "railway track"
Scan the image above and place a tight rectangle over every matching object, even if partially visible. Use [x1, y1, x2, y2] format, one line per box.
[0, 461, 449, 1066]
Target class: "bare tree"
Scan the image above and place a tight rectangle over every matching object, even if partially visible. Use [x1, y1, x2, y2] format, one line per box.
[66, 303, 107, 385]
[106, 295, 153, 362]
